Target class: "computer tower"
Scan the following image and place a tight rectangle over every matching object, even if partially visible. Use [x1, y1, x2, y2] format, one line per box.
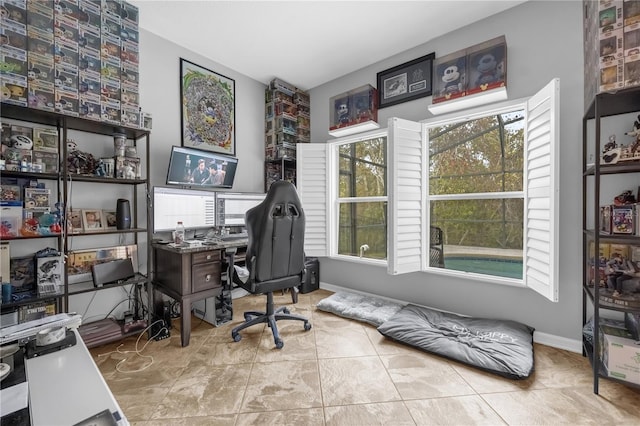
[300, 257, 319, 294]
[193, 290, 233, 326]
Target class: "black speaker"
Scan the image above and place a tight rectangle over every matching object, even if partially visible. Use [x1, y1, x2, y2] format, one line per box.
[300, 257, 319, 294]
[91, 258, 135, 287]
[116, 198, 131, 229]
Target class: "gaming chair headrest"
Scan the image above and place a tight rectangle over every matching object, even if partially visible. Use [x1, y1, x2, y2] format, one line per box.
[249, 181, 304, 221]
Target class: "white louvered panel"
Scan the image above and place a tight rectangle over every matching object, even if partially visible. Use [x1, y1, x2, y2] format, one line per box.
[388, 117, 425, 275]
[297, 143, 329, 257]
[524, 78, 559, 302]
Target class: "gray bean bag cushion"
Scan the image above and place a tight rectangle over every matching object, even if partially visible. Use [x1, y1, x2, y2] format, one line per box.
[377, 304, 535, 379]
[316, 292, 405, 327]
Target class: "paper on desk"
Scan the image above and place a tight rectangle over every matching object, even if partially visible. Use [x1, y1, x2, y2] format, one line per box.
[0, 381, 29, 416]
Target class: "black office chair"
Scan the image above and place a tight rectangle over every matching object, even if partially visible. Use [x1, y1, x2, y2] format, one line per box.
[430, 226, 445, 268]
[231, 181, 311, 349]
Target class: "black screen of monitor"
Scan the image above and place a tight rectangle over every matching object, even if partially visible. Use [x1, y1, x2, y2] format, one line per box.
[166, 145, 238, 189]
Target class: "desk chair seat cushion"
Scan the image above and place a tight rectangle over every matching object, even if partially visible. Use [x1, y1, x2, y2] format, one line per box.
[377, 304, 535, 379]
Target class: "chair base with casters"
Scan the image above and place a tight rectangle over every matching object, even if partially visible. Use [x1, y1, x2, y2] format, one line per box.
[231, 291, 311, 349]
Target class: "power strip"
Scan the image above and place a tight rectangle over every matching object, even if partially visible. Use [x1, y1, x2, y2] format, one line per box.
[151, 320, 170, 341]
[122, 319, 147, 334]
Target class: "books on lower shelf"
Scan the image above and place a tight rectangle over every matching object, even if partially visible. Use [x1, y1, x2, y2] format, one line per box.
[18, 300, 56, 323]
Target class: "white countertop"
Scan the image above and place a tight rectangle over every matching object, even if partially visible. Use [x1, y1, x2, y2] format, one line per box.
[25, 329, 128, 426]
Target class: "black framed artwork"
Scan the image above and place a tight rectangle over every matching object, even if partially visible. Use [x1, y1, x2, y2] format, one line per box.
[180, 58, 236, 155]
[377, 52, 435, 109]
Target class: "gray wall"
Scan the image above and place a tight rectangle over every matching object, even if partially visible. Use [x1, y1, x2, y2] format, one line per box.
[138, 30, 266, 195]
[309, 1, 584, 345]
[135, 1, 585, 344]
[67, 30, 267, 319]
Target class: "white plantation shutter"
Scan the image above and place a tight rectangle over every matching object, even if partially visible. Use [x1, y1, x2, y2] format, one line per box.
[388, 117, 426, 275]
[297, 143, 329, 257]
[524, 78, 560, 302]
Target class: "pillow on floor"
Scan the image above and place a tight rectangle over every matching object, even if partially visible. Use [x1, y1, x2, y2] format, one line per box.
[377, 304, 535, 379]
[316, 292, 405, 327]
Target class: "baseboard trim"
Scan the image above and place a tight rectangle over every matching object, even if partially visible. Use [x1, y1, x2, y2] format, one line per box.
[533, 331, 582, 353]
[318, 282, 583, 354]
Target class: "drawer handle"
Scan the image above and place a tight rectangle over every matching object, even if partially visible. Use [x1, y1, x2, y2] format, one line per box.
[206, 255, 212, 260]
[205, 274, 211, 282]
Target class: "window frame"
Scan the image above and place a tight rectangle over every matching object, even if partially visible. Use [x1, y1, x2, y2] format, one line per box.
[387, 79, 559, 301]
[331, 129, 389, 264]
[423, 99, 527, 285]
[298, 79, 559, 301]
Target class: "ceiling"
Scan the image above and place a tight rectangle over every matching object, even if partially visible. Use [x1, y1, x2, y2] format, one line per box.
[131, 0, 527, 91]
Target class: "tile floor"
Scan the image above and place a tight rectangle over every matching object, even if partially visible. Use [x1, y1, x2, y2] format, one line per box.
[91, 289, 640, 425]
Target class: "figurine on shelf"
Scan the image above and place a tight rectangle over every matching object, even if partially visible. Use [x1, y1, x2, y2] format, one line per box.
[440, 64, 463, 97]
[601, 134, 621, 164]
[614, 190, 636, 205]
[626, 114, 640, 139]
[66, 139, 98, 175]
[95, 159, 106, 177]
[474, 53, 500, 86]
[20, 217, 40, 237]
[625, 114, 640, 152]
[605, 254, 639, 297]
[603, 134, 617, 154]
[336, 100, 349, 126]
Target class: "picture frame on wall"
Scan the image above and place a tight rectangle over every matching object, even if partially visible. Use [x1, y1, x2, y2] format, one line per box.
[376, 52, 435, 108]
[180, 58, 236, 156]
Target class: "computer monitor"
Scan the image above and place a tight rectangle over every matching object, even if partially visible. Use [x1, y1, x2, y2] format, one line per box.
[166, 145, 238, 189]
[215, 192, 266, 227]
[152, 186, 217, 233]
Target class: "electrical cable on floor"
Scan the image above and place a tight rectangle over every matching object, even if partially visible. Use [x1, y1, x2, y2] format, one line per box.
[97, 319, 168, 373]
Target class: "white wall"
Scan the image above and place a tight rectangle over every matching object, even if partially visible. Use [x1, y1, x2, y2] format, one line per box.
[309, 1, 585, 344]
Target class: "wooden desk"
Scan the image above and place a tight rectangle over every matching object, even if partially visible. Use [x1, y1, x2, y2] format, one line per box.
[151, 241, 246, 347]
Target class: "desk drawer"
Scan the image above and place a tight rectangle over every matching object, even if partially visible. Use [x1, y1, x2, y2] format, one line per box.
[192, 250, 221, 265]
[192, 262, 221, 293]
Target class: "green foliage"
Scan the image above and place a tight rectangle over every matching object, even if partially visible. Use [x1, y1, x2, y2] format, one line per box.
[338, 137, 387, 258]
[429, 111, 525, 250]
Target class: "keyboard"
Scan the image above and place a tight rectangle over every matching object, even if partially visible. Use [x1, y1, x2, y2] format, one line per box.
[219, 233, 248, 241]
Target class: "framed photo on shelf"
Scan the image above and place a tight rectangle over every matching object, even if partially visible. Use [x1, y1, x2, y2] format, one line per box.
[376, 52, 435, 108]
[81, 209, 104, 231]
[103, 210, 117, 230]
[180, 58, 236, 155]
[67, 209, 83, 234]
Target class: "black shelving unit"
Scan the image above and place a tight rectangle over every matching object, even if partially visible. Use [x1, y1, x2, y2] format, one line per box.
[1, 104, 152, 344]
[581, 86, 640, 394]
[265, 156, 296, 192]
[264, 78, 309, 191]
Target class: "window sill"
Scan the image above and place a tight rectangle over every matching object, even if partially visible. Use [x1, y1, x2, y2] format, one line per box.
[329, 254, 388, 267]
[425, 265, 524, 287]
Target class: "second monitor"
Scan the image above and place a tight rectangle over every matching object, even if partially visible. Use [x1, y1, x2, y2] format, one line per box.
[215, 192, 266, 228]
